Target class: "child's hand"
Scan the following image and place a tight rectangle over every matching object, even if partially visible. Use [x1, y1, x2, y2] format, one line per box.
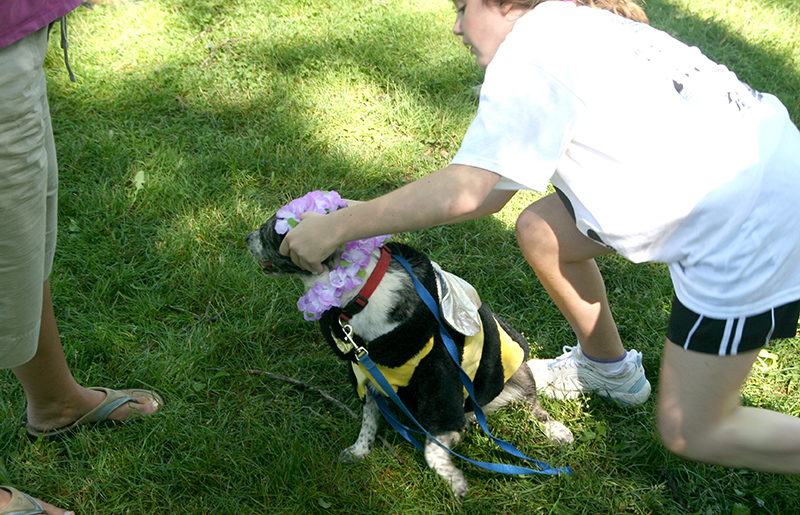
[279, 211, 339, 273]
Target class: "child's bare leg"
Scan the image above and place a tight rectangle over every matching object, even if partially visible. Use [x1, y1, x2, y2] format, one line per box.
[658, 341, 800, 472]
[516, 194, 651, 405]
[516, 193, 622, 359]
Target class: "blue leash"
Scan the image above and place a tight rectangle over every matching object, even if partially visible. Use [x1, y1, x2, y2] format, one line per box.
[346, 254, 572, 477]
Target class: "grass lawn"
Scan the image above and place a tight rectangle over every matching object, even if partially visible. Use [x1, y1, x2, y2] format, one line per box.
[1, 0, 798, 513]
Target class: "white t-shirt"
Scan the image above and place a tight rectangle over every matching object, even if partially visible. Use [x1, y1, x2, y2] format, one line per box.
[451, 2, 800, 318]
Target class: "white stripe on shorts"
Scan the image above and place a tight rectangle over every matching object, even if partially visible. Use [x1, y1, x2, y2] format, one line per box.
[718, 318, 733, 356]
[716, 318, 745, 356]
[730, 317, 746, 355]
[765, 309, 776, 347]
[684, 314, 704, 350]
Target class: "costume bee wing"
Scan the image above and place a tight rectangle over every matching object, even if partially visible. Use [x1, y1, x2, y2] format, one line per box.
[431, 261, 482, 337]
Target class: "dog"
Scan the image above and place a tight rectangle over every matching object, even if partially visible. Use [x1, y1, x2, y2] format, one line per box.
[246, 214, 573, 500]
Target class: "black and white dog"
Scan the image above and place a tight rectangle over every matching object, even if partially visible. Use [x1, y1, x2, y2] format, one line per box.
[246, 214, 573, 500]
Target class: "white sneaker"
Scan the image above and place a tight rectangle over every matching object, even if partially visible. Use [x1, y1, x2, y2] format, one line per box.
[527, 344, 651, 406]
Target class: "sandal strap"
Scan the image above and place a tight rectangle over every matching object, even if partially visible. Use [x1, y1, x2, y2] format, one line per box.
[93, 390, 136, 422]
[77, 387, 135, 424]
[0, 487, 46, 515]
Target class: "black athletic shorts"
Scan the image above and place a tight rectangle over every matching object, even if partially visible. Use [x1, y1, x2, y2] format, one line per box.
[666, 295, 800, 356]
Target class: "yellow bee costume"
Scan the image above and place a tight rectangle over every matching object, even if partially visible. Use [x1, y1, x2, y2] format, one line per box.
[327, 255, 530, 415]
[346, 313, 526, 401]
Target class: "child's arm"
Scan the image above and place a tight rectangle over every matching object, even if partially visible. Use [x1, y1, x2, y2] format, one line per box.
[280, 164, 506, 272]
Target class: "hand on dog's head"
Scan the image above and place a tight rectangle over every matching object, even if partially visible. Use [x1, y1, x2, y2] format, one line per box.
[246, 215, 340, 276]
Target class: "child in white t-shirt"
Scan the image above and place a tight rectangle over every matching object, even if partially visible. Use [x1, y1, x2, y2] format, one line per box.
[281, 0, 800, 472]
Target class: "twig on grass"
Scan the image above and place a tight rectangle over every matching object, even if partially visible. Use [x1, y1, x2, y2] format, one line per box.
[250, 369, 406, 464]
[253, 369, 358, 418]
[166, 300, 225, 332]
[187, 18, 228, 46]
[200, 37, 249, 68]
[659, 468, 690, 513]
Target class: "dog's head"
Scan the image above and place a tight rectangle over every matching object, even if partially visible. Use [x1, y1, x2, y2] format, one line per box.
[246, 215, 341, 277]
[245, 215, 311, 277]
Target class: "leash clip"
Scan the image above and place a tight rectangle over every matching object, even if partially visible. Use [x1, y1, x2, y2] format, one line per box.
[338, 317, 368, 358]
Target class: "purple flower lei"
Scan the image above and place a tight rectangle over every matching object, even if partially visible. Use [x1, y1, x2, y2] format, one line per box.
[277, 190, 391, 321]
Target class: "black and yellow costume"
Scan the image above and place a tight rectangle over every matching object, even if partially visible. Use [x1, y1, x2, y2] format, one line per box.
[319, 242, 530, 435]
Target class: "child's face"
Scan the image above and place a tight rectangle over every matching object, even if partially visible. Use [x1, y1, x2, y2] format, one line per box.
[452, 0, 522, 69]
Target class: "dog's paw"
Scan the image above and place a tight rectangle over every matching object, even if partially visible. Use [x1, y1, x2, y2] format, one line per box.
[542, 420, 574, 445]
[425, 433, 469, 502]
[450, 476, 469, 503]
[340, 445, 371, 463]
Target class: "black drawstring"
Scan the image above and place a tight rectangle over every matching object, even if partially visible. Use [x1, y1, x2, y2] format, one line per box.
[59, 16, 77, 82]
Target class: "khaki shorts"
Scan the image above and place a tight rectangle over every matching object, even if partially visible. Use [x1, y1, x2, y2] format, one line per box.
[0, 27, 58, 368]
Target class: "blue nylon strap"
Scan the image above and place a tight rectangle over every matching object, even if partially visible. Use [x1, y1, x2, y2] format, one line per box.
[355, 254, 571, 476]
[369, 382, 567, 475]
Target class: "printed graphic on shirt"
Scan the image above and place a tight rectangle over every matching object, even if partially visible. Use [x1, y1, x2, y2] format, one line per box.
[554, 188, 617, 252]
[633, 37, 764, 114]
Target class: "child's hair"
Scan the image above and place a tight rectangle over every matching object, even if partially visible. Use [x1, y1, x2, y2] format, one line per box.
[577, 0, 648, 23]
[501, 0, 649, 24]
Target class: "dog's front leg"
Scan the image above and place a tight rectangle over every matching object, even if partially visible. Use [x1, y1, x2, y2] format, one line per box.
[515, 365, 574, 444]
[424, 431, 468, 502]
[340, 391, 381, 462]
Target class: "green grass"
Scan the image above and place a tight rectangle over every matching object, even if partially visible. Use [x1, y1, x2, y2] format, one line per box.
[1, 0, 798, 513]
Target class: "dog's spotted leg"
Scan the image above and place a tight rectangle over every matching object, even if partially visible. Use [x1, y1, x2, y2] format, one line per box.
[530, 401, 574, 444]
[514, 366, 575, 445]
[340, 390, 381, 462]
[424, 431, 468, 502]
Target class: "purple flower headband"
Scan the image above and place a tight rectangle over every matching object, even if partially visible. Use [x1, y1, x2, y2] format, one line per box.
[277, 190, 391, 321]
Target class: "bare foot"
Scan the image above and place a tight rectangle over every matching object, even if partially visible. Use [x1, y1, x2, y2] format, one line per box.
[0, 486, 75, 515]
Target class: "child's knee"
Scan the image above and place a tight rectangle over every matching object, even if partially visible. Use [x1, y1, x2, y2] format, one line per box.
[515, 207, 538, 244]
[515, 204, 557, 263]
[656, 407, 689, 457]
[657, 401, 718, 462]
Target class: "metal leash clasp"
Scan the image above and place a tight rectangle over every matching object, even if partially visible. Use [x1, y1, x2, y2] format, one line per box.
[338, 317, 368, 358]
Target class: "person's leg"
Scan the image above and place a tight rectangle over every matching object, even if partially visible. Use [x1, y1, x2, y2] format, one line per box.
[0, 29, 75, 515]
[12, 280, 161, 433]
[658, 340, 800, 472]
[0, 27, 158, 515]
[516, 194, 621, 358]
[517, 194, 650, 405]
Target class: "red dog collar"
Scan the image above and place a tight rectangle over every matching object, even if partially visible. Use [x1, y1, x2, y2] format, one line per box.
[339, 246, 391, 322]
